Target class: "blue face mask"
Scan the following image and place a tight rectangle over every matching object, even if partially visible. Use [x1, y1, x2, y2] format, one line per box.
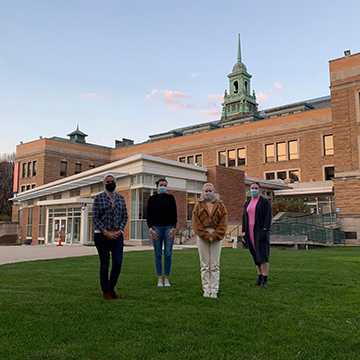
[250, 189, 259, 197]
[158, 186, 167, 194]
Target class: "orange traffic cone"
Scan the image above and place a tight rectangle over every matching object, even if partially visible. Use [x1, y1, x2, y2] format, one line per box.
[57, 230, 63, 246]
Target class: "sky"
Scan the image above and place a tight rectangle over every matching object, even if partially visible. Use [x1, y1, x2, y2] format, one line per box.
[1, 0, 360, 154]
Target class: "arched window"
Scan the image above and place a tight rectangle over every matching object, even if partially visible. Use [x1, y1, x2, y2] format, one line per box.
[234, 81, 238, 93]
[244, 81, 248, 93]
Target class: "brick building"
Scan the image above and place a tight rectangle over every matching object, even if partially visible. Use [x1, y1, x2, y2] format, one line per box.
[11, 41, 360, 245]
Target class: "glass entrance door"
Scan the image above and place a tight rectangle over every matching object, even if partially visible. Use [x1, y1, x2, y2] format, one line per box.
[54, 218, 66, 245]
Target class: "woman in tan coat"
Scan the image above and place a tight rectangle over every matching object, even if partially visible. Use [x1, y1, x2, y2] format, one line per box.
[192, 183, 228, 298]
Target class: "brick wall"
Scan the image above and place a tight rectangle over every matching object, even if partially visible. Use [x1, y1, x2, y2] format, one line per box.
[168, 189, 187, 229]
[206, 166, 245, 223]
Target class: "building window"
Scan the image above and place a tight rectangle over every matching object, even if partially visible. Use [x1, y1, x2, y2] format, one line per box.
[75, 163, 81, 174]
[27, 162, 31, 177]
[355, 90, 360, 123]
[323, 135, 334, 156]
[276, 142, 286, 161]
[265, 144, 275, 163]
[266, 172, 275, 180]
[289, 170, 299, 181]
[70, 188, 80, 197]
[187, 156, 194, 165]
[237, 148, 246, 166]
[288, 140, 299, 160]
[218, 151, 226, 167]
[21, 185, 25, 192]
[38, 206, 45, 240]
[89, 164, 95, 169]
[234, 81, 238, 94]
[26, 207, 33, 238]
[277, 171, 287, 180]
[195, 154, 202, 166]
[32, 161, 37, 176]
[22, 163, 26, 178]
[228, 149, 236, 167]
[324, 166, 335, 180]
[53, 193, 62, 200]
[187, 194, 200, 221]
[60, 161, 67, 177]
[179, 157, 186, 163]
[26, 185, 31, 190]
[31, 184, 35, 189]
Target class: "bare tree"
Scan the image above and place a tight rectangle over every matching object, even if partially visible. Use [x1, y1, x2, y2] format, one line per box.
[0, 153, 16, 221]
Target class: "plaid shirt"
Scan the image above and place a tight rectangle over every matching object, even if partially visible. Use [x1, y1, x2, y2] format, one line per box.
[92, 192, 128, 232]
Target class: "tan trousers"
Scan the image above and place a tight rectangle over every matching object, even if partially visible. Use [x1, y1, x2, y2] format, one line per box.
[197, 230, 222, 294]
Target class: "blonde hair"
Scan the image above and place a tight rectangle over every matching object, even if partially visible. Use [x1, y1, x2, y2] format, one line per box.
[199, 182, 220, 202]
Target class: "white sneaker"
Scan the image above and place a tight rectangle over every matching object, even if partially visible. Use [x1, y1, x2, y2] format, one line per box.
[210, 292, 218, 299]
[157, 280, 163, 287]
[164, 279, 171, 287]
[203, 291, 211, 298]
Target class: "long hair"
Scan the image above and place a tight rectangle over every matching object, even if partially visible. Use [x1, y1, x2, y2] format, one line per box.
[199, 182, 220, 202]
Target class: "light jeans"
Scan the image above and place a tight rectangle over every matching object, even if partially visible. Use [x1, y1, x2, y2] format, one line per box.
[197, 228, 222, 294]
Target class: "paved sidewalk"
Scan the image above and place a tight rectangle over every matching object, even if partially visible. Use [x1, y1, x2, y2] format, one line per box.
[0, 244, 196, 266]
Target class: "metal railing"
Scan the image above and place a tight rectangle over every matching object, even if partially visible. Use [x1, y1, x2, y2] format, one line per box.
[271, 222, 345, 245]
[275, 213, 340, 228]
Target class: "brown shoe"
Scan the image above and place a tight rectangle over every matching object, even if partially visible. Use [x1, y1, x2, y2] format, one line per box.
[110, 288, 120, 300]
[103, 290, 112, 300]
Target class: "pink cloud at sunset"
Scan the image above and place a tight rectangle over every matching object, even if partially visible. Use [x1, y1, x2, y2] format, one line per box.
[146, 88, 194, 109]
[257, 92, 268, 100]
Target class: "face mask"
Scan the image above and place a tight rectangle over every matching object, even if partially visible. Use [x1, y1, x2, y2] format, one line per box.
[204, 192, 214, 201]
[105, 182, 116, 192]
[158, 186, 167, 194]
[250, 189, 259, 197]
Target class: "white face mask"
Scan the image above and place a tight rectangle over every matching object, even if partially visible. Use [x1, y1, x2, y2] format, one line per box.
[204, 192, 214, 201]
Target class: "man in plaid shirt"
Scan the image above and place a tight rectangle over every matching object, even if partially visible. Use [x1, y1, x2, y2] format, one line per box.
[92, 173, 128, 300]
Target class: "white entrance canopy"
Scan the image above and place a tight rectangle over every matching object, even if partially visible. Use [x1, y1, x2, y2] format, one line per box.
[12, 171, 127, 202]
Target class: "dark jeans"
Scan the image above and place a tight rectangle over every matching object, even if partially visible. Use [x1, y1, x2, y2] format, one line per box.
[94, 232, 124, 291]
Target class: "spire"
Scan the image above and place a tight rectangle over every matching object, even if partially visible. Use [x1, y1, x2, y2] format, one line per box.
[237, 33, 242, 63]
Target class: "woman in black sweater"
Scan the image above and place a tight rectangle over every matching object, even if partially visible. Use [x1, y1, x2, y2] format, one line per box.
[146, 178, 177, 287]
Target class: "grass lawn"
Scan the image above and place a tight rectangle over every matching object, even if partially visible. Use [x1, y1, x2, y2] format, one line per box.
[0, 247, 359, 360]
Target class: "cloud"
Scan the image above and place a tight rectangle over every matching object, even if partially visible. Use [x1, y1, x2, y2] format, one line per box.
[83, 93, 97, 100]
[146, 88, 194, 109]
[257, 92, 268, 100]
[83, 93, 109, 100]
[190, 72, 198, 77]
[274, 82, 283, 89]
[199, 110, 221, 117]
[145, 88, 159, 99]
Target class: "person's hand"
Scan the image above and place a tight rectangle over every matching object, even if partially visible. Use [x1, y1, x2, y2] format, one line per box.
[149, 228, 159, 241]
[263, 228, 267, 231]
[168, 228, 176, 241]
[103, 230, 115, 240]
[209, 237, 214, 242]
[242, 232, 246, 236]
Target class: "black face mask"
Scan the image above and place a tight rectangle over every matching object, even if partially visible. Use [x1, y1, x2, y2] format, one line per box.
[105, 182, 116, 192]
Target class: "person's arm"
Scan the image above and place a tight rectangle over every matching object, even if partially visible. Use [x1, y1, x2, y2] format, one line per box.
[242, 202, 248, 236]
[263, 199, 272, 230]
[118, 196, 128, 233]
[92, 195, 106, 232]
[212, 203, 228, 241]
[192, 203, 211, 241]
[171, 195, 177, 228]
[146, 196, 158, 240]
